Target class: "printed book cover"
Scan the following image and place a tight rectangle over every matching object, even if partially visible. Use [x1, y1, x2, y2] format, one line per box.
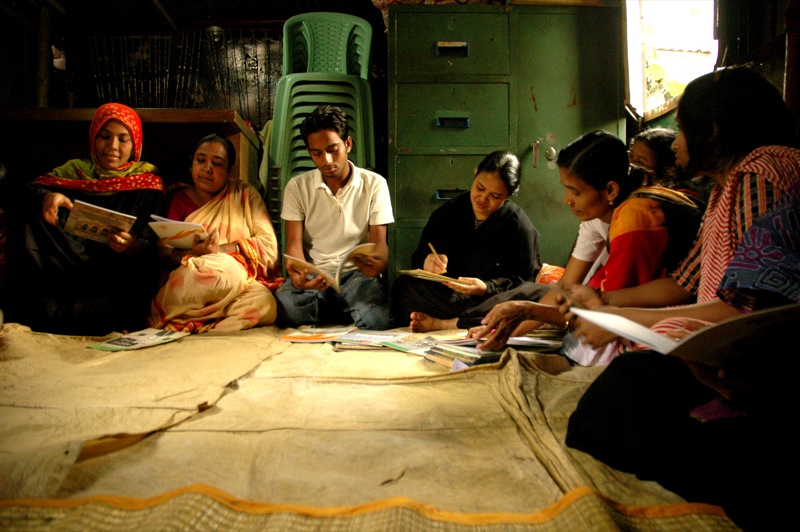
[89, 328, 190, 351]
[436, 334, 562, 349]
[63, 199, 137, 244]
[334, 330, 412, 348]
[425, 344, 502, 366]
[279, 327, 355, 343]
[380, 335, 439, 356]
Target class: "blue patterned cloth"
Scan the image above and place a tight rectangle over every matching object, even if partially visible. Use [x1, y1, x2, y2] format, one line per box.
[718, 184, 800, 310]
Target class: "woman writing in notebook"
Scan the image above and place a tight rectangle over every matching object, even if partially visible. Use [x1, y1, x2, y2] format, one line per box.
[149, 133, 281, 333]
[17, 103, 165, 335]
[391, 150, 545, 332]
[468, 130, 701, 366]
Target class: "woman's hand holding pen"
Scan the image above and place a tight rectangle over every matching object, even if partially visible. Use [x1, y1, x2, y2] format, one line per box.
[425, 242, 484, 295]
[424, 252, 448, 274]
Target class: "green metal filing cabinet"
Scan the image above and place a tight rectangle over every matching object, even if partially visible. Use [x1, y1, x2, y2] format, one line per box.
[387, 2, 624, 279]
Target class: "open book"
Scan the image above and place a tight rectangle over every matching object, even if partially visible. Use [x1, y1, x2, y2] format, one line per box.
[148, 214, 208, 249]
[63, 199, 137, 244]
[396, 269, 472, 287]
[284, 243, 376, 293]
[570, 304, 800, 367]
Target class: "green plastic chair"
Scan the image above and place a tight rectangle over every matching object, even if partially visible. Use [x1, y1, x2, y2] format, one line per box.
[283, 12, 372, 80]
[268, 73, 375, 185]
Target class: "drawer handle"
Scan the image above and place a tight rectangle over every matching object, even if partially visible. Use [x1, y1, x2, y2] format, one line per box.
[435, 188, 467, 201]
[435, 117, 471, 129]
[436, 41, 469, 57]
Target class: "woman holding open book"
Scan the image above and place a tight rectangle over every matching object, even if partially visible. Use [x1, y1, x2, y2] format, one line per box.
[390, 150, 545, 332]
[15, 103, 165, 335]
[561, 66, 800, 530]
[149, 134, 281, 333]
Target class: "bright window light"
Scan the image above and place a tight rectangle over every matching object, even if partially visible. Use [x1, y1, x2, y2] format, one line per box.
[627, 0, 718, 121]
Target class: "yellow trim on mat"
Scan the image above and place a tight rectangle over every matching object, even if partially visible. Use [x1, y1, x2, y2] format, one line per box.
[0, 484, 728, 525]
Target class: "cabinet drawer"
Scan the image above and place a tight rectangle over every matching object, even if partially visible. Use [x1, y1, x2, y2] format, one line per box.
[395, 83, 510, 149]
[393, 12, 510, 77]
[392, 155, 479, 219]
[390, 220, 427, 273]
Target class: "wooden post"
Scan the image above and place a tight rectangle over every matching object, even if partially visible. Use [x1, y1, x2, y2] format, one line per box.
[785, 0, 799, 118]
[36, 6, 52, 108]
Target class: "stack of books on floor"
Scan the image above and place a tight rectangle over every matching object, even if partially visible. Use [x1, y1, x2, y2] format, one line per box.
[422, 343, 503, 368]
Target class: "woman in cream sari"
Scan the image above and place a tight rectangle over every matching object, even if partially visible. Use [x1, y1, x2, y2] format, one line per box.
[150, 134, 282, 332]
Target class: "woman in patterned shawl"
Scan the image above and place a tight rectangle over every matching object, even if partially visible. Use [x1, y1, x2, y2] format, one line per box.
[18, 102, 165, 335]
[149, 134, 282, 333]
[562, 66, 800, 531]
[560, 66, 800, 342]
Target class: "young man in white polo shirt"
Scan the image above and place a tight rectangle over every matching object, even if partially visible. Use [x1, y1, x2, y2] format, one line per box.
[275, 105, 394, 329]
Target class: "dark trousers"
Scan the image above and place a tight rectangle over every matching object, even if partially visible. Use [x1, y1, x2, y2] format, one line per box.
[566, 350, 790, 531]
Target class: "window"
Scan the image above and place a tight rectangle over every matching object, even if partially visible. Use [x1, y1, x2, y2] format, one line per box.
[626, 0, 718, 121]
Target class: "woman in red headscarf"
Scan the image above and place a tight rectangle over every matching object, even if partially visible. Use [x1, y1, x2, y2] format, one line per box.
[18, 103, 165, 335]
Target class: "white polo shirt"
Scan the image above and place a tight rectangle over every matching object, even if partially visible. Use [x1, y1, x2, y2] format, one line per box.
[281, 161, 394, 276]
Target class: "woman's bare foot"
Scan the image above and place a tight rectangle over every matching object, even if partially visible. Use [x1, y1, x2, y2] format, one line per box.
[409, 312, 457, 332]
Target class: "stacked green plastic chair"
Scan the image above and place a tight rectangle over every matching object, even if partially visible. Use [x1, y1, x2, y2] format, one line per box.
[270, 73, 374, 182]
[266, 12, 375, 251]
[283, 12, 372, 80]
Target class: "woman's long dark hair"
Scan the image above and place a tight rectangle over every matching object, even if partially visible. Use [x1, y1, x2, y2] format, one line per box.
[677, 66, 798, 176]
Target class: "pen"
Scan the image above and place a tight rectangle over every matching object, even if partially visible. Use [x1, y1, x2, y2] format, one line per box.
[428, 242, 446, 273]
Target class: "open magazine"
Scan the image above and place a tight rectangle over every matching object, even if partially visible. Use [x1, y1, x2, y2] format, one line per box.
[284, 243, 376, 293]
[148, 214, 208, 249]
[89, 328, 190, 351]
[63, 199, 136, 244]
[570, 303, 800, 367]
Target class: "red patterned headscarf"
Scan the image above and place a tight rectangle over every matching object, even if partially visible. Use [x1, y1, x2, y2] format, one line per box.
[34, 102, 163, 192]
[89, 103, 144, 164]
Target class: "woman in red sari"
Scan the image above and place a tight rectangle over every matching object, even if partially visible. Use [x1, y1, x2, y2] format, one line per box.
[18, 103, 165, 335]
